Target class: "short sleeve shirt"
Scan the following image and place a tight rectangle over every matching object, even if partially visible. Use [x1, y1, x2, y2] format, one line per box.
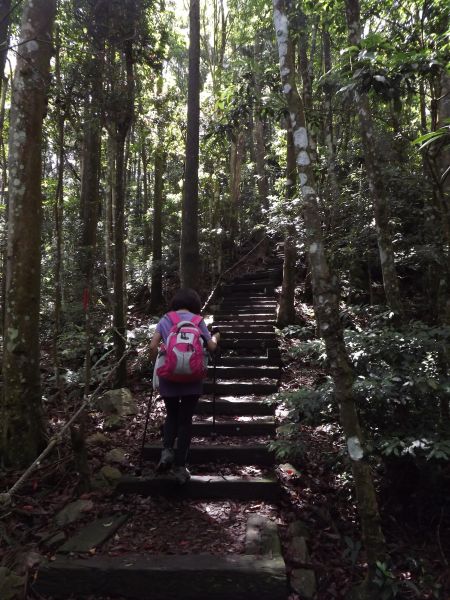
[155, 311, 212, 398]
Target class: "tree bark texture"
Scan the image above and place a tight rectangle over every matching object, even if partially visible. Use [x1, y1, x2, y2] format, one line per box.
[180, 0, 201, 289]
[229, 129, 245, 245]
[0, 0, 11, 100]
[273, 0, 386, 576]
[150, 145, 166, 311]
[111, 41, 134, 387]
[1, 0, 57, 467]
[150, 75, 166, 311]
[345, 0, 403, 317]
[277, 125, 297, 327]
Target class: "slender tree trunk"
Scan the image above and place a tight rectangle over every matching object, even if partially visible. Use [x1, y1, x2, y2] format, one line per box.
[150, 146, 166, 312]
[229, 130, 245, 244]
[53, 24, 65, 402]
[113, 130, 128, 386]
[253, 39, 269, 216]
[322, 27, 339, 207]
[0, 0, 11, 101]
[277, 125, 297, 327]
[1, 0, 57, 467]
[180, 0, 201, 289]
[273, 0, 386, 587]
[150, 75, 166, 311]
[105, 135, 115, 305]
[345, 0, 403, 317]
[79, 92, 102, 288]
[141, 141, 151, 260]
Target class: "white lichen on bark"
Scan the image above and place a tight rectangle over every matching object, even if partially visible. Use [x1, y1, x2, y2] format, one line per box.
[347, 436, 364, 461]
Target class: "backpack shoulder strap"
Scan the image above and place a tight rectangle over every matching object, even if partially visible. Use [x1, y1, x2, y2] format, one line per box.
[191, 315, 203, 327]
[167, 311, 181, 325]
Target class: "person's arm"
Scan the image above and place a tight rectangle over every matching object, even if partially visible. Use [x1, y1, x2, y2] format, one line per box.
[207, 331, 220, 353]
[149, 331, 162, 363]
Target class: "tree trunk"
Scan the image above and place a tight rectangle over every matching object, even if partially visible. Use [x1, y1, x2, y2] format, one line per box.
[141, 141, 151, 260]
[345, 0, 403, 317]
[53, 24, 65, 402]
[79, 92, 102, 287]
[277, 125, 297, 327]
[180, 0, 200, 289]
[228, 130, 245, 247]
[273, 0, 386, 584]
[105, 135, 115, 305]
[1, 0, 56, 467]
[0, 0, 11, 101]
[150, 146, 166, 312]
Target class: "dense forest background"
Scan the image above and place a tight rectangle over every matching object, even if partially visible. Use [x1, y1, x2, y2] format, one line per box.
[0, 0, 449, 597]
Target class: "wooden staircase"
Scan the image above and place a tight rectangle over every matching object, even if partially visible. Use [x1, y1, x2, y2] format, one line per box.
[35, 258, 289, 599]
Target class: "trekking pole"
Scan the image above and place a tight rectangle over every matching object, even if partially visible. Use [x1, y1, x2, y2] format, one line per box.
[212, 350, 217, 439]
[135, 364, 154, 476]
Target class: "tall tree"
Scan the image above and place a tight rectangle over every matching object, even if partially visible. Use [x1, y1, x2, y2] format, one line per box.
[149, 77, 167, 312]
[345, 0, 403, 317]
[277, 122, 297, 327]
[180, 0, 201, 289]
[104, 0, 138, 386]
[1, 0, 57, 467]
[273, 0, 386, 590]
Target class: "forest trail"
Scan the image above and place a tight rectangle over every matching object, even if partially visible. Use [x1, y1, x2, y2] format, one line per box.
[34, 253, 295, 599]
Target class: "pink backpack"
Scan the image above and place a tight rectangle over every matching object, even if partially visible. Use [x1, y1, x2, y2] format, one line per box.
[156, 312, 208, 382]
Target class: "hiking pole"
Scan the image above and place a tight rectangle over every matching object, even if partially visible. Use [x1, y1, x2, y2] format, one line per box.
[211, 350, 217, 440]
[135, 364, 155, 476]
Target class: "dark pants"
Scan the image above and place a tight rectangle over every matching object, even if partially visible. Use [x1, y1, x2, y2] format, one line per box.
[162, 396, 199, 466]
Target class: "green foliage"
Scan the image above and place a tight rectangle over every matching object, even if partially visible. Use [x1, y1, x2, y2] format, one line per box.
[279, 317, 450, 464]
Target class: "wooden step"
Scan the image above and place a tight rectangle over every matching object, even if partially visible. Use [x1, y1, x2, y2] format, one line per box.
[213, 324, 275, 333]
[203, 381, 278, 395]
[35, 553, 287, 600]
[143, 443, 274, 465]
[207, 365, 280, 379]
[220, 296, 278, 307]
[116, 474, 281, 501]
[217, 356, 278, 366]
[220, 338, 278, 349]
[197, 397, 275, 416]
[192, 419, 276, 436]
[232, 269, 282, 282]
[223, 283, 276, 293]
[213, 314, 275, 322]
[217, 312, 277, 318]
[220, 332, 277, 341]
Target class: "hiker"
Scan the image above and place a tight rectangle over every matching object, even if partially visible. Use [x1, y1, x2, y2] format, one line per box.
[149, 288, 220, 483]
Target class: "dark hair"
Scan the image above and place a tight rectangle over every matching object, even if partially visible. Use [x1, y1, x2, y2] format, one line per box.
[169, 288, 202, 314]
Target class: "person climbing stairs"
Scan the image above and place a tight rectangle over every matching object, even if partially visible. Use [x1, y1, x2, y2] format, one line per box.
[34, 258, 291, 600]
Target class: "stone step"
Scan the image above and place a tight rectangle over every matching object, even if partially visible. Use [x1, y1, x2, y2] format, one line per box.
[35, 553, 286, 600]
[116, 474, 281, 501]
[197, 397, 275, 416]
[220, 338, 278, 349]
[192, 419, 276, 436]
[57, 515, 129, 554]
[207, 365, 280, 379]
[143, 443, 274, 465]
[203, 381, 278, 395]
